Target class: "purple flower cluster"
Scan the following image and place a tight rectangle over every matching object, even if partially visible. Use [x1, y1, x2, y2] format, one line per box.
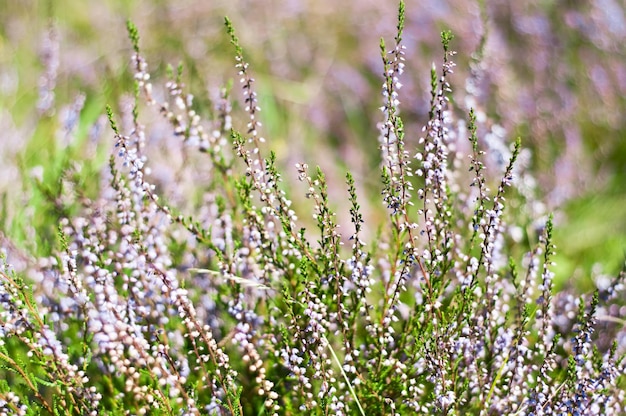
[1, 2, 625, 415]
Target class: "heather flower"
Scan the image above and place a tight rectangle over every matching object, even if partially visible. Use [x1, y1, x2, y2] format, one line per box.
[0, 1, 625, 414]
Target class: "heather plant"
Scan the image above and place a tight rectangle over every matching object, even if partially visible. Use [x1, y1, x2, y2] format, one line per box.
[1, 2, 626, 415]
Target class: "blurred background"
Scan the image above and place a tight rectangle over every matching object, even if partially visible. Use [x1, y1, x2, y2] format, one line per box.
[1, 0, 625, 289]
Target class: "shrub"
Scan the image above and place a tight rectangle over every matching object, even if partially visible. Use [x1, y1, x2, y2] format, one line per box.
[1, 2, 625, 415]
